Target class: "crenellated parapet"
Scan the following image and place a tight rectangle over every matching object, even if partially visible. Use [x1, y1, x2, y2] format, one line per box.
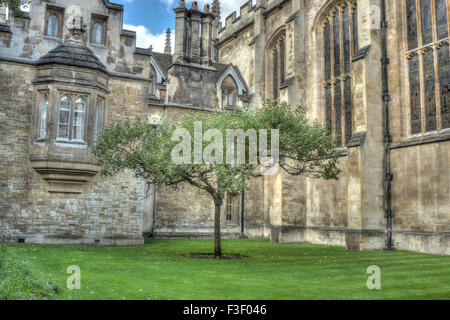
[217, 0, 259, 43]
[216, 0, 293, 46]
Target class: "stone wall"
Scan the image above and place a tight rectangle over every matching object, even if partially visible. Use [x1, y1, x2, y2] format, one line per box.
[0, 0, 151, 78]
[0, 61, 147, 245]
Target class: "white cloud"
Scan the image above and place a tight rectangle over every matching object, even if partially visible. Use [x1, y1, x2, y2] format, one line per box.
[126, 0, 254, 53]
[158, 0, 255, 24]
[124, 24, 175, 54]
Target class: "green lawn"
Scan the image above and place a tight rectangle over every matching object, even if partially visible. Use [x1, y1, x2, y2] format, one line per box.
[4, 238, 450, 300]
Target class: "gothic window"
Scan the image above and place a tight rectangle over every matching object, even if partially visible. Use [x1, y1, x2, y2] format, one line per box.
[73, 98, 86, 141]
[92, 22, 103, 44]
[280, 38, 286, 84]
[47, 14, 59, 37]
[270, 34, 286, 101]
[94, 97, 104, 144]
[323, 1, 357, 147]
[39, 93, 48, 139]
[57, 94, 87, 141]
[273, 48, 278, 100]
[406, 0, 450, 133]
[57, 96, 71, 140]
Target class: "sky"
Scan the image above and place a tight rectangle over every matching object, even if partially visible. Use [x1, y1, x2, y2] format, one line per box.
[114, 0, 254, 53]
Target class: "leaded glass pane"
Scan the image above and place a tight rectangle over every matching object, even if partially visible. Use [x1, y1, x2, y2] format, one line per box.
[407, 0, 418, 50]
[280, 39, 285, 84]
[344, 78, 352, 144]
[343, 6, 351, 74]
[423, 49, 437, 131]
[352, 8, 358, 52]
[324, 22, 331, 81]
[92, 22, 103, 44]
[47, 15, 58, 37]
[409, 54, 422, 134]
[273, 49, 278, 99]
[39, 95, 48, 139]
[333, 12, 341, 77]
[325, 85, 332, 136]
[435, 0, 449, 41]
[334, 81, 342, 146]
[438, 44, 450, 129]
[73, 98, 85, 141]
[58, 96, 71, 139]
[420, 0, 433, 46]
[94, 98, 103, 144]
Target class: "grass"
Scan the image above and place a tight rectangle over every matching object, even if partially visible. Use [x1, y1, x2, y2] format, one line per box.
[3, 238, 450, 300]
[0, 243, 58, 300]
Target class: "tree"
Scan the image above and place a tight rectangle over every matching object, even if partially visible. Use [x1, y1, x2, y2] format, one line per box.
[92, 101, 342, 258]
[0, 0, 30, 17]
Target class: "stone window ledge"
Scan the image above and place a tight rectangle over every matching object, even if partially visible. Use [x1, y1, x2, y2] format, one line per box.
[43, 35, 62, 42]
[89, 42, 107, 50]
[280, 76, 295, 90]
[390, 131, 450, 150]
[352, 45, 371, 62]
[54, 140, 88, 149]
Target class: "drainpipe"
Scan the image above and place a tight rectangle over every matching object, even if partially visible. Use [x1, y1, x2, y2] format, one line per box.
[380, 0, 395, 250]
[240, 189, 248, 238]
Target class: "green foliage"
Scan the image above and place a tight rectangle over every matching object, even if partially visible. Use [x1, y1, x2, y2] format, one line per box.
[0, 0, 30, 17]
[0, 243, 58, 300]
[92, 100, 341, 202]
[251, 100, 342, 179]
[92, 101, 342, 256]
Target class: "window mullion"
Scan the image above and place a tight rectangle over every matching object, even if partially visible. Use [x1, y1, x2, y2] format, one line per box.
[69, 95, 74, 141]
[349, 4, 355, 57]
[330, 15, 336, 139]
[417, 50, 425, 133]
[340, 6, 346, 147]
[417, 0, 423, 46]
[431, 0, 437, 43]
[434, 42, 442, 131]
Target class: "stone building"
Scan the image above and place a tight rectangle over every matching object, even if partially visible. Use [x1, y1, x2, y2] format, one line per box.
[0, 0, 449, 255]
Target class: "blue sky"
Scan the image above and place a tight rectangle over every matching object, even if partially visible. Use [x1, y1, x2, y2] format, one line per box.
[113, 0, 252, 53]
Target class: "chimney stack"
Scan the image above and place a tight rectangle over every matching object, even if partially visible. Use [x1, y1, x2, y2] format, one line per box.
[164, 28, 172, 54]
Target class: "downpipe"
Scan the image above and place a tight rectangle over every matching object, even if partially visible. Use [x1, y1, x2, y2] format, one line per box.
[380, 0, 395, 250]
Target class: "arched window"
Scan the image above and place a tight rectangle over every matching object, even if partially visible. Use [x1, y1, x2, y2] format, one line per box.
[39, 94, 48, 139]
[270, 36, 285, 101]
[406, 0, 449, 133]
[57, 95, 87, 141]
[94, 97, 104, 144]
[323, 2, 357, 147]
[57, 96, 71, 140]
[92, 22, 103, 44]
[47, 14, 59, 37]
[73, 97, 86, 141]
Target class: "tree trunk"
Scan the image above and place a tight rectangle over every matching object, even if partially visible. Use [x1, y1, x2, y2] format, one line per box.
[214, 198, 223, 258]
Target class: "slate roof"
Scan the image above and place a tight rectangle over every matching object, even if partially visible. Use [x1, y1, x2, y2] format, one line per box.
[36, 42, 108, 73]
[151, 52, 173, 79]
